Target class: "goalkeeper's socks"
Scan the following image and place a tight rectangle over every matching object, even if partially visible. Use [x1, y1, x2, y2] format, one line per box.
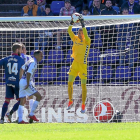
[81, 104, 86, 114]
[1, 101, 9, 119]
[29, 101, 39, 116]
[18, 105, 24, 123]
[81, 84, 87, 105]
[29, 99, 35, 111]
[10, 100, 20, 115]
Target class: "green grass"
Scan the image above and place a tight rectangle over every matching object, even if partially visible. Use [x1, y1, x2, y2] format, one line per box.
[0, 123, 140, 140]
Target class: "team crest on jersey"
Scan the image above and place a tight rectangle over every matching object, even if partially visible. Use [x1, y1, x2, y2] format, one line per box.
[93, 100, 115, 122]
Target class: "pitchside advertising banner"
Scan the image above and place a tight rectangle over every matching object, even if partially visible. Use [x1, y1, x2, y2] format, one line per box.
[0, 85, 140, 123]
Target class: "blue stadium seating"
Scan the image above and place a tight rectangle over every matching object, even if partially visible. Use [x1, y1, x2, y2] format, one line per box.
[130, 66, 140, 81]
[87, 48, 100, 64]
[102, 65, 112, 80]
[57, 66, 69, 81]
[47, 49, 64, 64]
[103, 49, 119, 64]
[87, 66, 93, 80]
[93, 31, 102, 48]
[115, 65, 131, 81]
[51, 1, 64, 15]
[65, 49, 73, 64]
[54, 81, 67, 85]
[96, 65, 112, 80]
[40, 65, 57, 82]
[88, 0, 92, 8]
[129, 81, 140, 85]
[125, 49, 138, 63]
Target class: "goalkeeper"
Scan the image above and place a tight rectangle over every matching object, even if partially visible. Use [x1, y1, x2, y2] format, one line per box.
[67, 15, 91, 113]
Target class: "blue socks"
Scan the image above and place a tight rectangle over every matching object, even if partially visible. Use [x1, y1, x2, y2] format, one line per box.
[1, 101, 9, 120]
[10, 100, 20, 115]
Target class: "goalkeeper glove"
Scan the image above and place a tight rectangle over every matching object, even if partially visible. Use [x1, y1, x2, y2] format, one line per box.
[79, 14, 85, 28]
[70, 19, 74, 25]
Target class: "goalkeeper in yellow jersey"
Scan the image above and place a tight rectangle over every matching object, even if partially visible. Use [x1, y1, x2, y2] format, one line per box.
[67, 14, 91, 113]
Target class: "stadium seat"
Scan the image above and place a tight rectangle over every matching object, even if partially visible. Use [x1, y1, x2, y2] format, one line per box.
[125, 49, 138, 63]
[47, 49, 64, 64]
[54, 81, 67, 85]
[87, 66, 93, 80]
[103, 49, 119, 64]
[102, 65, 112, 80]
[40, 65, 57, 82]
[65, 49, 73, 64]
[96, 65, 112, 81]
[128, 81, 140, 85]
[93, 31, 102, 48]
[57, 66, 69, 81]
[51, 1, 64, 15]
[87, 48, 100, 64]
[115, 65, 131, 81]
[88, 0, 92, 8]
[130, 66, 140, 81]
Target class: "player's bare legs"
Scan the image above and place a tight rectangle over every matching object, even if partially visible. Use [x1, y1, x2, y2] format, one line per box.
[1, 99, 10, 124]
[81, 79, 87, 113]
[28, 91, 42, 122]
[67, 75, 75, 110]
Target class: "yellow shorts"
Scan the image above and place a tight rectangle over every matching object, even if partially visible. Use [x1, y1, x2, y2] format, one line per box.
[68, 60, 87, 79]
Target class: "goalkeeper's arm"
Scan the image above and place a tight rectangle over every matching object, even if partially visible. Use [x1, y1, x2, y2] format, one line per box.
[79, 15, 90, 42]
[68, 19, 75, 41]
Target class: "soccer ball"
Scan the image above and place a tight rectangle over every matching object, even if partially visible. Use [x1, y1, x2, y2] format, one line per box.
[71, 13, 80, 23]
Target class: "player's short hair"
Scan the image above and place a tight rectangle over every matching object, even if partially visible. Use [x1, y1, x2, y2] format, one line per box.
[12, 43, 22, 52]
[34, 50, 42, 56]
[20, 43, 26, 50]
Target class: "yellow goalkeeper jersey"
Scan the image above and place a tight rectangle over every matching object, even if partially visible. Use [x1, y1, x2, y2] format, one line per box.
[68, 26, 91, 64]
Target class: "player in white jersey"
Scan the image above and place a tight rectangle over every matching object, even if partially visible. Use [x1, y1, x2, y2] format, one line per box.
[18, 50, 43, 124]
[20, 44, 35, 112]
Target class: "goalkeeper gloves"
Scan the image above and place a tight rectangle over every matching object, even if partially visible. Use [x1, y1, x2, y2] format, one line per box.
[70, 19, 74, 25]
[79, 14, 85, 28]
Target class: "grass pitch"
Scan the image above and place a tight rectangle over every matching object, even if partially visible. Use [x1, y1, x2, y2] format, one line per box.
[0, 123, 140, 140]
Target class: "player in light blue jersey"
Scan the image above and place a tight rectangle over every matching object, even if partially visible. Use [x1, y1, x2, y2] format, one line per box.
[0, 43, 25, 124]
[18, 50, 43, 124]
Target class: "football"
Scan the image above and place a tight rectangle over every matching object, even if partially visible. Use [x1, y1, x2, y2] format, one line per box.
[71, 13, 80, 23]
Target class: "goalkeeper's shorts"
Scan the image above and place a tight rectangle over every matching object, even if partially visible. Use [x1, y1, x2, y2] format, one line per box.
[68, 60, 87, 79]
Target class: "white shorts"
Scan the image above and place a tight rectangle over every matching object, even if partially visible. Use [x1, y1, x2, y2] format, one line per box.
[19, 79, 37, 98]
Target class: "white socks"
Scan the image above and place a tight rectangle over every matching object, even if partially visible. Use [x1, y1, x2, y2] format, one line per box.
[29, 99, 34, 111]
[18, 105, 24, 123]
[29, 101, 39, 116]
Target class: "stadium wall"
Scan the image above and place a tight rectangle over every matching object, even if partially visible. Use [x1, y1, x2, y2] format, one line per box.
[0, 85, 140, 123]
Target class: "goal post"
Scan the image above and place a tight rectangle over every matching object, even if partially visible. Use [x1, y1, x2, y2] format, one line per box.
[0, 15, 140, 123]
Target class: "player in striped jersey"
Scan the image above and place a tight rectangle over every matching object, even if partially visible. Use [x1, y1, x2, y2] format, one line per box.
[67, 15, 91, 113]
[20, 44, 35, 112]
[18, 50, 43, 124]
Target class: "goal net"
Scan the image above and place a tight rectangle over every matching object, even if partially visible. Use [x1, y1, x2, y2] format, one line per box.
[0, 15, 140, 123]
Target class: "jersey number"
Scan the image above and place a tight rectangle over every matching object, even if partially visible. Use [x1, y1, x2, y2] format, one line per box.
[7, 63, 18, 75]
